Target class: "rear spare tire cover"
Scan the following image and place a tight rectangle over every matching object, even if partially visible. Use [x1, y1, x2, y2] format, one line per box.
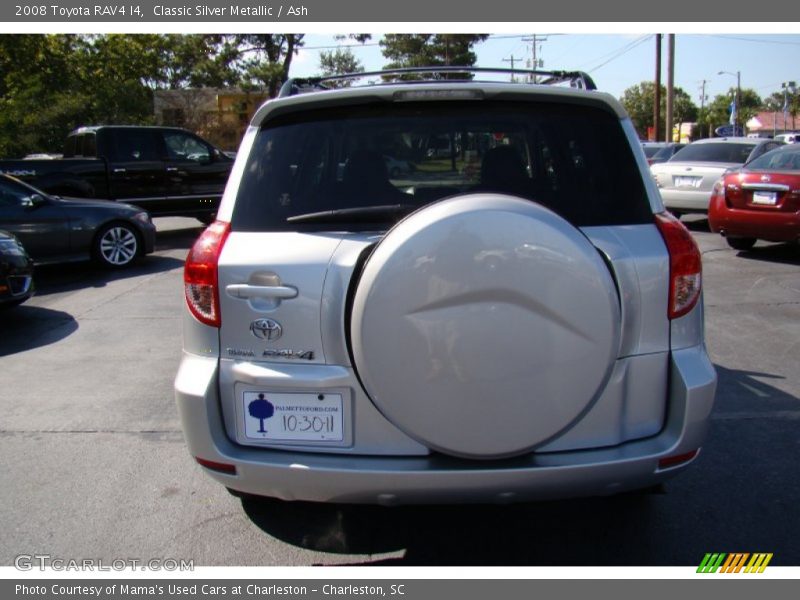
[351, 194, 620, 458]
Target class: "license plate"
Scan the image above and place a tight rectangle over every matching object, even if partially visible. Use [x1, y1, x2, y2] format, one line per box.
[242, 392, 344, 442]
[752, 191, 777, 205]
[674, 175, 701, 188]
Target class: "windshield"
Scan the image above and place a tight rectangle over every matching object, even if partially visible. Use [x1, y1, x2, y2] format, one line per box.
[232, 100, 650, 231]
[642, 145, 664, 158]
[670, 142, 755, 164]
[745, 146, 800, 171]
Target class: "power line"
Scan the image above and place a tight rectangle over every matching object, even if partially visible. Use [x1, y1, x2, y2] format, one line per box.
[701, 34, 800, 47]
[584, 35, 652, 73]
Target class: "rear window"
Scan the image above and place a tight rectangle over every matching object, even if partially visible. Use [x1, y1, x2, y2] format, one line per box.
[642, 145, 664, 158]
[232, 101, 651, 231]
[671, 142, 755, 164]
[63, 133, 97, 158]
[746, 146, 800, 171]
[653, 144, 684, 160]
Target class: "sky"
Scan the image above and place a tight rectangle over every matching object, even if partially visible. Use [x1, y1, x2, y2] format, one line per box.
[289, 33, 800, 106]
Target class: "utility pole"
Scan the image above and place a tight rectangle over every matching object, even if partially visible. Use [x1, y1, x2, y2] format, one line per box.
[653, 34, 662, 142]
[502, 55, 522, 82]
[665, 34, 675, 143]
[522, 35, 548, 83]
[699, 79, 708, 138]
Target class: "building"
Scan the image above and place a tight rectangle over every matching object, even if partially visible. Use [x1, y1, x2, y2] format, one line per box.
[746, 110, 798, 137]
[153, 88, 268, 151]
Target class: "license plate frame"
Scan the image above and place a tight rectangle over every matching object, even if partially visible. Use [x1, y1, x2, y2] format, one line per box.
[241, 391, 344, 442]
[751, 190, 778, 205]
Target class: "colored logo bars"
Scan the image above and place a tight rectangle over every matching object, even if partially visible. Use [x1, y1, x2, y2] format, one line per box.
[697, 553, 773, 573]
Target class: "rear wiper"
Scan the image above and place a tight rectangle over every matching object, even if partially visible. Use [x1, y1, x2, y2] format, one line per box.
[286, 204, 418, 224]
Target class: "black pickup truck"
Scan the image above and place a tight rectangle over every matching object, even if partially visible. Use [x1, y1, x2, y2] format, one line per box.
[0, 125, 234, 222]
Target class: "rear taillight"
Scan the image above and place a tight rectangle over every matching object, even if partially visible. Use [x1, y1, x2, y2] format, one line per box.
[655, 212, 702, 320]
[658, 449, 699, 470]
[195, 457, 237, 475]
[184, 221, 230, 327]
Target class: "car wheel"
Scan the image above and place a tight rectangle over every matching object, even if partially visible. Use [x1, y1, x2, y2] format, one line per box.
[94, 222, 140, 268]
[726, 237, 756, 251]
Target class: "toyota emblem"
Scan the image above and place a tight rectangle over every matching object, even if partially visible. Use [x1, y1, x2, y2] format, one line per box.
[250, 318, 283, 341]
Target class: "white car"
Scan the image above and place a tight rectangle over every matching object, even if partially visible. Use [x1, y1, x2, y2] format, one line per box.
[774, 132, 799, 144]
[651, 137, 784, 215]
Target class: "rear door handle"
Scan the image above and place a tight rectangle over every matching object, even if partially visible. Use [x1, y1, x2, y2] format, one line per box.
[225, 284, 298, 300]
[113, 168, 127, 173]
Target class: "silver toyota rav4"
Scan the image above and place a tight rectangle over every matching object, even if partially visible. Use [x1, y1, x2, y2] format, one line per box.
[175, 68, 717, 505]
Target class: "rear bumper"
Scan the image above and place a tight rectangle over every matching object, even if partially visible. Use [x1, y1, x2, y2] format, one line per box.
[659, 189, 714, 212]
[175, 346, 717, 505]
[709, 196, 800, 242]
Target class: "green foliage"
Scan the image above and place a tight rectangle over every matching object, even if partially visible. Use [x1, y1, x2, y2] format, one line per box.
[319, 48, 364, 85]
[379, 34, 489, 79]
[0, 34, 306, 157]
[707, 88, 762, 130]
[763, 88, 799, 122]
[619, 81, 698, 138]
[232, 34, 304, 96]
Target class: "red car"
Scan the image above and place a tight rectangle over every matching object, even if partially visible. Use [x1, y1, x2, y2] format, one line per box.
[709, 144, 800, 250]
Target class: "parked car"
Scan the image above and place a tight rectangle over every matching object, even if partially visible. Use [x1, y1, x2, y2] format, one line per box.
[648, 142, 686, 165]
[0, 125, 233, 223]
[774, 132, 799, 144]
[651, 137, 784, 216]
[175, 67, 716, 505]
[709, 144, 800, 250]
[0, 174, 155, 268]
[0, 230, 34, 308]
[641, 142, 668, 161]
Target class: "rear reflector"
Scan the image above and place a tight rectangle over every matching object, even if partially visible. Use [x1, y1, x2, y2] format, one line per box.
[655, 212, 702, 319]
[195, 457, 237, 475]
[658, 449, 699, 469]
[184, 221, 230, 328]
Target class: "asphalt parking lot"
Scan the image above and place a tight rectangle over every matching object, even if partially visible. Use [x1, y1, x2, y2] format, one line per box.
[1, 216, 798, 567]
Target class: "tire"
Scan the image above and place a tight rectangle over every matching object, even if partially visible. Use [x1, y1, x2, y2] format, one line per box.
[726, 237, 756, 251]
[93, 222, 140, 268]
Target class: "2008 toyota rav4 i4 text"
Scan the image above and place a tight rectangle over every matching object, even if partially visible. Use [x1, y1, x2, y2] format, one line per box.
[175, 67, 717, 505]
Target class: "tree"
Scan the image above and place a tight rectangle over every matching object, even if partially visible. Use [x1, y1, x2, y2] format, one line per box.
[763, 89, 799, 130]
[707, 88, 762, 133]
[379, 34, 489, 79]
[0, 34, 307, 157]
[233, 34, 305, 96]
[318, 48, 364, 86]
[619, 81, 698, 139]
[0, 35, 92, 156]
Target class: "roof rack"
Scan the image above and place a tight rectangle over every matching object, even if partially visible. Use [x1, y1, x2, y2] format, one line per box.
[278, 66, 597, 98]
